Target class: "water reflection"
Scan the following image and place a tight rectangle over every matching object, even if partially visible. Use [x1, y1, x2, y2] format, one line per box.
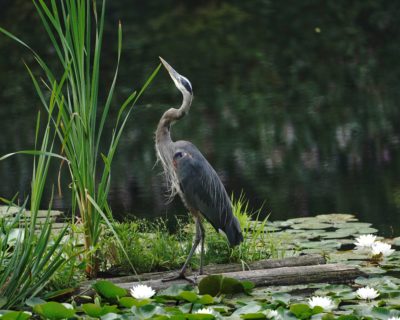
[1, 0, 400, 236]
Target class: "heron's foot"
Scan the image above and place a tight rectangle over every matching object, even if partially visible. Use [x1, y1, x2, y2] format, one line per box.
[162, 272, 195, 284]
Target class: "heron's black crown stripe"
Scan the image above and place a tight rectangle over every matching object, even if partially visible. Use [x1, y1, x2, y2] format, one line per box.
[181, 78, 192, 93]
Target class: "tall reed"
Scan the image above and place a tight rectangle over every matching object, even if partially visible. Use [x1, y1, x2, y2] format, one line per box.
[0, 0, 159, 277]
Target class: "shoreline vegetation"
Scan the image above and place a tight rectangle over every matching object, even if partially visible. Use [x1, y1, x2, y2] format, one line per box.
[0, 0, 160, 278]
[1, 205, 400, 318]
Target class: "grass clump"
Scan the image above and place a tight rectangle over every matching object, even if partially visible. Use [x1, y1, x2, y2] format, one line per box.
[95, 195, 283, 275]
[206, 194, 285, 265]
[99, 219, 192, 274]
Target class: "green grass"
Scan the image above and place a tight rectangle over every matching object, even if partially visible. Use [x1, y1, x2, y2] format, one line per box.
[92, 195, 282, 276]
[99, 218, 191, 274]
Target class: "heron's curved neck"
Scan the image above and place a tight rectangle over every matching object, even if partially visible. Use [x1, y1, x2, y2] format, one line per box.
[156, 93, 193, 145]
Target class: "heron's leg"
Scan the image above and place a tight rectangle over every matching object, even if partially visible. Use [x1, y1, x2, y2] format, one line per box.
[162, 216, 202, 282]
[199, 219, 205, 275]
[179, 217, 202, 274]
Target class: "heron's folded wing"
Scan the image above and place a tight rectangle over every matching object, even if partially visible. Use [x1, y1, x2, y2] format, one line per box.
[177, 154, 232, 231]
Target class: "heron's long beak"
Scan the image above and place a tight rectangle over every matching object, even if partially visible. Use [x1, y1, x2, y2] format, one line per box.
[159, 57, 180, 83]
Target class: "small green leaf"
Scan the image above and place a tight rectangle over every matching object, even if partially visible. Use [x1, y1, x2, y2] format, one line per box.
[321, 314, 336, 320]
[311, 306, 324, 314]
[233, 302, 262, 316]
[242, 281, 255, 292]
[33, 302, 75, 320]
[271, 292, 291, 305]
[119, 297, 137, 308]
[240, 313, 266, 319]
[100, 313, 120, 320]
[169, 314, 186, 320]
[152, 316, 170, 320]
[131, 304, 163, 318]
[220, 277, 245, 295]
[186, 314, 215, 320]
[93, 280, 127, 299]
[371, 306, 390, 317]
[82, 303, 118, 317]
[289, 303, 313, 319]
[198, 275, 247, 296]
[336, 316, 359, 320]
[158, 284, 194, 298]
[197, 294, 214, 305]
[1, 311, 31, 320]
[198, 275, 223, 296]
[120, 296, 151, 308]
[179, 291, 199, 302]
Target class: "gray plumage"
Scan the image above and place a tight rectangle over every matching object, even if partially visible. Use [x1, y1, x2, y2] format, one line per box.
[155, 57, 243, 280]
[173, 141, 243, 246]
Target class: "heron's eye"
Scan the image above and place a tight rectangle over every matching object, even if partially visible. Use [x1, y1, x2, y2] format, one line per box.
[174, 151, 184, 159]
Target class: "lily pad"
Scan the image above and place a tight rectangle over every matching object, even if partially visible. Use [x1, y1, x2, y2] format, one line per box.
[291, 222, 332, 230]
[232, 302, 262, 315]
[82, 303, 119, 317]
[322, 229, 357, 239]
[286, 217, 317, 224]
[0, 311, 31, 320]
[158, 284, 194, 298]
[392, 237, 400, 247]
[334, 222, 372, 229]
[131, 304, 165, 319]
[315, 213, 357, 222]
[119, 297, 151, 308]
[198, 275, 250, 296]
[92, 280, 127, 299]
[240, 312, 266, 319]
[297, 239, 341, 250]
[33, 302, 75, 320]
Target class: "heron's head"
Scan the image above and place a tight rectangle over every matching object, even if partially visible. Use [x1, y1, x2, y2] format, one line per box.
[160, 57, 193, 97]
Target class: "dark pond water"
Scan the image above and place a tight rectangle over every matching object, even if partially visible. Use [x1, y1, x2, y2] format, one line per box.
[1, 1, 400, 236]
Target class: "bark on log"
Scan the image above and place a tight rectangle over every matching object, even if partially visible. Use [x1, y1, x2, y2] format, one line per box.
[93, 254, 326, 284]
[77, 255, 365, 297]
[114, 263, 364, 292]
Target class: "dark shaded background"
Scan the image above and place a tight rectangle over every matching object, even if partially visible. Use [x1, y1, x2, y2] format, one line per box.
[1, 0, 400, 236]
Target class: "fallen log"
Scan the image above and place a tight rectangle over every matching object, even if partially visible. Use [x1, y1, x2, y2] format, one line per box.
[77, 255, 363, 297]
[94, 254, 326, 284]
[114, 263, 364, 292]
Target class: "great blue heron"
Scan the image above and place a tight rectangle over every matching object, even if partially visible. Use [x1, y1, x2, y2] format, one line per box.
[156, 57, 243, 281]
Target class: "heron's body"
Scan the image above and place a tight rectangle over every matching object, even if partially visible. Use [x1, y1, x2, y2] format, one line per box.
[155, 57, 243, 280]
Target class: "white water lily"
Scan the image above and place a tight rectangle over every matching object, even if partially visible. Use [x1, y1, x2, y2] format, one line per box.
[356, 286, 379, 300]
[308, 296, 335, 311]
[354, 234, 377, 248]
[130, 284, 155, 299]
[371, 241, 395, 257]
[265, 309, 280, 319]
[196, 307, 214, 314]
[388, 317, 400, 320]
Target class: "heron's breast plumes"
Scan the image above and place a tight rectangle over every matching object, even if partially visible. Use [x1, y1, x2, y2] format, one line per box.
[155, 139, 181, 200]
